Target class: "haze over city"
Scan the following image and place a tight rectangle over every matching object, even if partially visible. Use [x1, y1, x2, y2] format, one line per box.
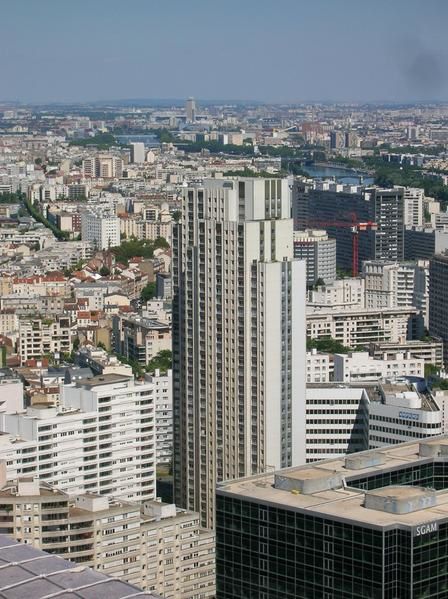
[2, 0, 448, 103]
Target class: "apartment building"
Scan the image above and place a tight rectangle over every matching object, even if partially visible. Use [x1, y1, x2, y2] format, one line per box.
[145, 370, 173, 466]
[113, 314, 171, 365]
[81, 208, 120, 250]
[403, 186, 424, 226]
[333, 351, 424, 383]
[306, 305, 422, 347]
[0, 478, 215, 598]
[173, 177, 306, 528]
[293, 229, 336, 286]
[306, 349, 332, 383]
[308, 277, 365, 308]
[429, 254, 448, 364]
[296, 181, 405, 271]
[369, 339, 444, 367]
[363, 260, 429, 325]
[405, 226, 448, 260]
[0, 374, 156, 502]
[18, 316, 71, 363]
[82, 155, 123, 179]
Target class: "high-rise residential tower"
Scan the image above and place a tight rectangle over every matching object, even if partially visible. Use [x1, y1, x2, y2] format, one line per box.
[172, 177, 306, 528]
[429, 253, 448, 365]
[185, 97, 196, 123]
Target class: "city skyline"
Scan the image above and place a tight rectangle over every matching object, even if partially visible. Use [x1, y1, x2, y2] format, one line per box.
[2, 0, 448, 104]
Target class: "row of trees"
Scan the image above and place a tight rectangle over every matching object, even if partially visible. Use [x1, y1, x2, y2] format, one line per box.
[24, 196, 69, 240]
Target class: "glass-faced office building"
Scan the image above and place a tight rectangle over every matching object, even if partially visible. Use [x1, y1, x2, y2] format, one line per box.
[216, 436, 448, 598]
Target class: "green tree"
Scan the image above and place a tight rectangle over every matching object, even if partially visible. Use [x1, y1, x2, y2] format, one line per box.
[425, 363, 439, 379]
[116, 353, 145, 378]
[99, 266, 110, 276]
[154, 237, 170, 250]
[111, 238, 155, 265]
[141, 282, 157, 302]
[146, 350, 172, 373]
[306, 336, 354, 354]
[69, 133, 119, 149]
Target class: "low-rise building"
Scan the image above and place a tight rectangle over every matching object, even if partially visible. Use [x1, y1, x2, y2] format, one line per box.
[368, 380, 443, 447]
[305, 385, 369, 462]
[306, 349, 332, 383]
[307, 305, 422, 347]
[369, 338, 444, 367]
[334, 350, 424, 383]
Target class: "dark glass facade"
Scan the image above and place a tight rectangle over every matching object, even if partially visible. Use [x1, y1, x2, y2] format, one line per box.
[346, 460, 448, 492]
[216, 490, 448, 598]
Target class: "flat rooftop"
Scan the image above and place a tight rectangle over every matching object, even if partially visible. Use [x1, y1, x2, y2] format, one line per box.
[75, 373, 133, 388]
[218, 436, 448, 529]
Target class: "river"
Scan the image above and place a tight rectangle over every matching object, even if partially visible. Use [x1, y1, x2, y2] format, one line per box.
[303, 164, 374, 186]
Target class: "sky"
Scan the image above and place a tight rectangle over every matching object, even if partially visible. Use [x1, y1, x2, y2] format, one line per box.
[1, 0, 448, 104]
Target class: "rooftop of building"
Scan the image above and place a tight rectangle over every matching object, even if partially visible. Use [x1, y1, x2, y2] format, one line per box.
[0, 534, 161, 598]
[218, 436, 448, 529]
[73, 373, 133, 388]
[370, 338, 443, 348]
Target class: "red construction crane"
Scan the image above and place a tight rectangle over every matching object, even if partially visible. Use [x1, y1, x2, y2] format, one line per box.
[306, 213, 377, 277]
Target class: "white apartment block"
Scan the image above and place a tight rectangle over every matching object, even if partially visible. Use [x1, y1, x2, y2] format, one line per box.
[0, 374, 156, 502]
[369, 380, 443, 447]
[363, 260, 429, 325]
[18, 316, 71, 363]
[333, 351, 425, 383]
[81, 208, 120, 250]
[0, 479, 216, 599]
[306, 349, 332, 383]
[307, 305, 420, 347]
[403, 187, 424, 227]
[130, 142, 145, 163]
[0, 376, 23, 413]
[293, 229, 336, 286]
[305, 386, 369, 462]
[308, 277, 365, 308]
[145, 369, 173, 466]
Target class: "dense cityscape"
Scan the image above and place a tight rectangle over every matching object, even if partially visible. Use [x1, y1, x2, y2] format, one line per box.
[0, 96, 447, 597]
[2, 1, 448, 597]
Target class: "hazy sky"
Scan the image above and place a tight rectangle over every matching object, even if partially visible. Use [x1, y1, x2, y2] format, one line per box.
[2, 0, 448, 103]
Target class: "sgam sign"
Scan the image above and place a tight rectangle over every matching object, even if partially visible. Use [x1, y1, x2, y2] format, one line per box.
[414, 522, 438, 536]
